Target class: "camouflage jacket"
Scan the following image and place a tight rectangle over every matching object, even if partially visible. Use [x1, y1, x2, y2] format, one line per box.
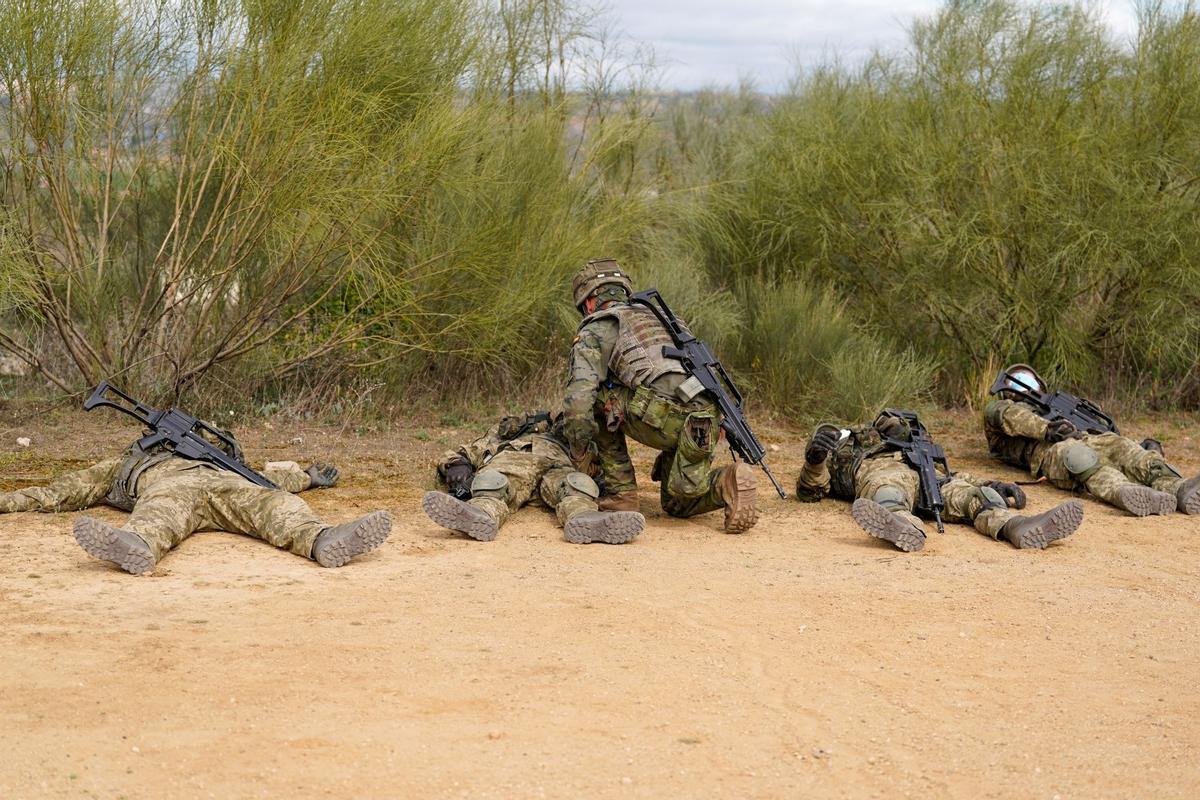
[982, 398, 1051, 470]
[437, 413, 571, 481]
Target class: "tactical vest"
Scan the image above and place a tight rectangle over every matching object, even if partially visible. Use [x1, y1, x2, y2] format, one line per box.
[104, 442, 173, 512]
[827, 426, 888, 500]
[579, 303, 687, 390]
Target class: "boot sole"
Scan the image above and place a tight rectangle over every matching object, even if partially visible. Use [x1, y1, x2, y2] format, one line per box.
[851, 499, 926, 552]
[315, 511, 392, 567]
[1011, 500, 1084, 549]
[564, 512, 645, 544]
[422, 492, 498, 541]
[723, 464, 760, 534]
[1118, 486, 1176, 517]
[1180, 486, 1200, 515]
[73, 517, 155, 575]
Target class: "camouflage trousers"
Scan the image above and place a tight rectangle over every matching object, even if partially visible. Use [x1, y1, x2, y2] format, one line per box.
[468, 441, 598, 528]
[807, 453, 1013, 538]
[1031, 432, 1184, 508]
[126, 463, 326, 561]
[594, 385, 726, 518]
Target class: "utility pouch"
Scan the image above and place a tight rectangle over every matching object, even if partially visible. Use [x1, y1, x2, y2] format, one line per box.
[603, 392, 626, 433]
[675, 375, 705, 404]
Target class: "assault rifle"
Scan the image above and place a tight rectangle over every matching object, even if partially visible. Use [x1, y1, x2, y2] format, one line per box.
[83, 381, 278, 489]
[875, 409, 949, 533]
[988, 368, 1118, 435]
[629, 289, 787, 499]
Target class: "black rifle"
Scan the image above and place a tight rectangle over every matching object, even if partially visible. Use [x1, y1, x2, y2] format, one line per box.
[629, 289, 787, 499]
[988, 368, 1118, 435]
[83, 381, 278, 489]
[875, 409, 949, 532]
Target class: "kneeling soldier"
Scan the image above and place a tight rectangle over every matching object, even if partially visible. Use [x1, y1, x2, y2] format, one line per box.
[0, 442, 391, 575]
[796, 410, 1084, 552]
[983, 364, 1200, 516]
[422, 411, 645, 544]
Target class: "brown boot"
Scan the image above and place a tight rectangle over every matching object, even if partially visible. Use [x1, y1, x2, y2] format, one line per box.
[999, 500, 1083, 549]
[718, 463, 759, 533]
[598, 491, 640, 512]
[73, 517, 156, 575]
[1176, 476, 1200, 515]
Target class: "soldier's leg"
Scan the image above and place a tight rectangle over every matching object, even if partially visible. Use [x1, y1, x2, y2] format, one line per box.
[422, 449, 545, 541]
[940, 478, 1082, 549]
[594, 423, 638, 497]
[200, 472, 331, 557]
[1039, 440, 1175, 517]
[1085, 433, 1199, 513]
[850, 457, 925, 552]
[539, 464, 644, 544]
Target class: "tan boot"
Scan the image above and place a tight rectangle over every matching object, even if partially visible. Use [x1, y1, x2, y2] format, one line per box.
[718, 463, 759, 533]
[999, 500, 1083, 549]
[598, 491, 640, 512]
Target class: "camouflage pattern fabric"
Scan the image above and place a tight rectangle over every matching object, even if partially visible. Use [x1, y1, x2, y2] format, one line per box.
[438, 425, 597, 528]
[0, 448, 322, 558]
[797, 427, 1013, 539]
[562, 308, 728, 520]
[983, 399, 1185, 506]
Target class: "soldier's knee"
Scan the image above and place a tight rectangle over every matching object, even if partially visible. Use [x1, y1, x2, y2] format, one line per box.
[977, 486, 1006, 511]
[560, 471, 600, 500]
[1063, 443, 1100, 482]
[871, 485, 909, 511]
[470, 470, 510, 501]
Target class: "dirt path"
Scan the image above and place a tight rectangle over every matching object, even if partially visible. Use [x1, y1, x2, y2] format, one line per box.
[1, 413, 1198, 799]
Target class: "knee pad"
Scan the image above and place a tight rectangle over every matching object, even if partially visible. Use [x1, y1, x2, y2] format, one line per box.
[470, 470, 509, 500]
[978, 485, 1007, 511]
[1063, 444, 1100, 482]
[872, 485, 908, 510]
[561, 471, 600, 500]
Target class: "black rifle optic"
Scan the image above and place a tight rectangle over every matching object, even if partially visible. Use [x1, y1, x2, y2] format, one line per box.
[988, 368, 1118, 435]
[629, 289, 787, 499]
[83, 381, 278, 489]
[875, 409, 949, 533]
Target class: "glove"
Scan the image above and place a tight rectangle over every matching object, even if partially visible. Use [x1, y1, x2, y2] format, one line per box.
[804, 428, 840, 465]
[444, 458, 475, 500]
[1140, 438, 1165, 456]
[1045, 419, 1078, 443]
[306, 463, 339, 488]
[983, 480, 1027, 510]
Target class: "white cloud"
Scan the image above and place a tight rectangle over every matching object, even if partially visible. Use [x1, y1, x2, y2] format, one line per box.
[602, 0, 1144, 90]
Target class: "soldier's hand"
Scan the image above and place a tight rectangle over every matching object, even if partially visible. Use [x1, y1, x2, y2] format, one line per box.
[1045, 419, 1078, 443]
[1140, 438, 1165, 456]
[444, 458, 475, 501]
[804, 428, 840, 465]
[983, 480, 1027, 510]
[307, 463, 339, 488]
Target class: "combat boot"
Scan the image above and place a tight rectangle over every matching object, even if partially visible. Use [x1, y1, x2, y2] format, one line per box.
[1176, 476, 1200, 515]
[1115, 485, 1176, 517]
[73, 517, 156, 575]
[598, 491, 640, 512]
[850, 498, 925, 552]
[312, 511, 393, 567]
[718, 463, 759, 533]
[422, 491, 499, 541]
[999, 500, 1083, 549]
[563, 511, 645, 544]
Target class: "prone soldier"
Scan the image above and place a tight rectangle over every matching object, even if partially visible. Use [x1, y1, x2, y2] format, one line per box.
[983, 364, 1200, 516]
[797, 409, 1084, 552]
[422, 410, 645, 544]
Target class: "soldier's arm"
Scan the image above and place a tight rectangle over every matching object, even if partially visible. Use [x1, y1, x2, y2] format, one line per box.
[986, 398, 1050, 440]
[261, 461, 314, 493]
[561, 318, 617, 452]
[0, 457, 123, 513]
[794, 426, 835, 502]
[442, 424, 503, 473]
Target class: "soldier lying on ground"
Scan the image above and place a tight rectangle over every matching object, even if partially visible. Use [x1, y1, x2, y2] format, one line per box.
[983, 364, 1200, 517]
[422, 410, 645, 544]
[796, 409, 1084, 552]
[0, 436, 391, 575]
[560, 258, 758, 533]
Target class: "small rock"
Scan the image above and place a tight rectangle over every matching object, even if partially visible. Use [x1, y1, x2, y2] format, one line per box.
[620, 777, 633, 785]
[487, 731, 503, 740]
[131, 746, 140, 753]
[16, 437, 30, 447]
[769, 444, 780, 452]
[289, 436, 304, 445]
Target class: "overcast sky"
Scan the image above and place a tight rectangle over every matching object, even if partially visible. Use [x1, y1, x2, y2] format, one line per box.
[604, 1, 1142, 90]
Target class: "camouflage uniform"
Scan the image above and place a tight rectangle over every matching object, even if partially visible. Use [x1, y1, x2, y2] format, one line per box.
[0, 445, 327, 561]
[564, 305, 739, 522]
[983, 398, 1188, 513]
[795, 423, 1016, 540]
[435, 417, 599, 529]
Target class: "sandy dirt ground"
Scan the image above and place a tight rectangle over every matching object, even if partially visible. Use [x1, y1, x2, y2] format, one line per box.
[1, 409, 1198, 799]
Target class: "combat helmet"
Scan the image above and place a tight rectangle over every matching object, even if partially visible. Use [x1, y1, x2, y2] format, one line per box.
[572, 258, 632, 311]
[991, 363, 1047, 396]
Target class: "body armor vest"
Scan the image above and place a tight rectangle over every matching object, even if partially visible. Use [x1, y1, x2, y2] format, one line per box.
[828, 426, 888, 500]
[580, 303, 688, 390]
[105, 443, 173, 511]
